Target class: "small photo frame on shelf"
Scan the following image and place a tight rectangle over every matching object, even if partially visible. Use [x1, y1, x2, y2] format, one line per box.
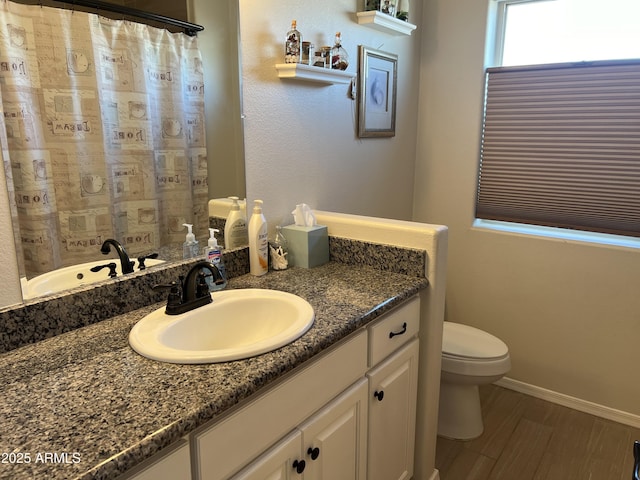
[357, 45, 397, 138]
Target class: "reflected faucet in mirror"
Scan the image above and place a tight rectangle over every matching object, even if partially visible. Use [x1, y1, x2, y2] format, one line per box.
[90, 262, 118, 278]
[100, 239, 135, 275]
[2, 0, 245, 307]
[21, 241, 165, 300]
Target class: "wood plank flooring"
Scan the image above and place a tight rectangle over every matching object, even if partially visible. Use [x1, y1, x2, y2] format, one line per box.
[435, 384, 640, 480]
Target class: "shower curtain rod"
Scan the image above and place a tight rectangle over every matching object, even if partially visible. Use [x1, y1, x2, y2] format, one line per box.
[47, 0, 204, 36]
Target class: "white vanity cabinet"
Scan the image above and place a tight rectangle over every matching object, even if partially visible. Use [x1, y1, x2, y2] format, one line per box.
[367, 339, 419, 480]
[122, 295, 421, 480]
[230, 430, 302, 480]
[232, 378, 368, 480]
[119, 439, 191, 480]
[194, 331, 369, 480]
[366, 296, 420, 480]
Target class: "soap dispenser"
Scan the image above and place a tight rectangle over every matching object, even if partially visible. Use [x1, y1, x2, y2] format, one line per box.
[204, 228, 226, 291]
[224, 196, 248, 249]
[248, 199, 268, 276]
[182, 223, 199, 259]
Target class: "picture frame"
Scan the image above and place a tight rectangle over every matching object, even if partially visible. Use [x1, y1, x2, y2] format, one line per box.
[357, 46, 398, 138]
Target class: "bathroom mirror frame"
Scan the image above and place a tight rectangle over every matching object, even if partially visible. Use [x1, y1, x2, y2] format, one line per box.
[1, 0, 246, 305]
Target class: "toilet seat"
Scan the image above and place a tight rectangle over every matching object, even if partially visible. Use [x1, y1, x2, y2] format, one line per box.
[442, 322, 508, 359]
[441, 322, 510, 378]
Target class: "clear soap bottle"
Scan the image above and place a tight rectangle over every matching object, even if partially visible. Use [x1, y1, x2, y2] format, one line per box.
[204, 228, 226, 291]
[285, 20, 302, 63]
[330, 32, 349, 70]
[182, 223, 199, 259]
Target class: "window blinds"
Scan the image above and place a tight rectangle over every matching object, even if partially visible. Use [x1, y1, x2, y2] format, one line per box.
[476, 60, 640, 237]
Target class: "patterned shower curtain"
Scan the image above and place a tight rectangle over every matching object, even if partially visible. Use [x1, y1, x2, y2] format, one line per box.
[0, 1, 208, 278]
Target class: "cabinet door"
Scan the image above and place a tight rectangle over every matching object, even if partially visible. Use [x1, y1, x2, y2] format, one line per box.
[300, 378, 368, 480]
[122, 440, 190, 480]
[367, 338, 419, 480]
[231, 431, 304, 480]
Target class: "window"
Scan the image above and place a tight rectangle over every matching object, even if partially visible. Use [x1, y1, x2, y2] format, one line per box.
[476, 0, 640, 238]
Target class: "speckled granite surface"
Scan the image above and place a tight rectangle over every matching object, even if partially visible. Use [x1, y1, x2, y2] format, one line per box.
[0, 237, 424, 355]
[0, 247, 250, 355]
[0, 262, 427, 480]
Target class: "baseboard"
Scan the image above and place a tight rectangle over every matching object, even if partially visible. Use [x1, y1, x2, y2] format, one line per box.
[496, 377, 640, 428]
[428, 469, 440, 480]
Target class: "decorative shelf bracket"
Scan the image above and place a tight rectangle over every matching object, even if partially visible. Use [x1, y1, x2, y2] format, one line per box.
[275, 63, 355, 85]
[356, 11, 417, 36]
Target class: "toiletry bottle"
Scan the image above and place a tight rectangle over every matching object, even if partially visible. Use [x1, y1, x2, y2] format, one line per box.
[269, 225, 289, 271]
[182, 223, 199, 259]
[224, 196, 248, 249]
[330, 32, 349, 70]
[285, 20, 302, 64]
[204, 228, 226, 291]
[248, 199, 268, 276]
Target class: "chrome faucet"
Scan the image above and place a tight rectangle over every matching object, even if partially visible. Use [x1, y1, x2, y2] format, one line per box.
[100, 239, 135, 275]
[154, 261, 225, 315]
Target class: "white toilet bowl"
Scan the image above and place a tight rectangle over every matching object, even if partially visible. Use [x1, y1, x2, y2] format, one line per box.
[438, 322, 511, 440]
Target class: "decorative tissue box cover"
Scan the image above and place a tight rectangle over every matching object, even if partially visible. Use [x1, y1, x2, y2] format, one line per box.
[282, 225, 329, 268]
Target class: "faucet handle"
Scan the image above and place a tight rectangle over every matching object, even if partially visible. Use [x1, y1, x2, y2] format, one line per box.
[152, 282, 182, 307]
[137, 253, 159, 270]
[90, 262, 118, 278]
[195, 272, 211, 298]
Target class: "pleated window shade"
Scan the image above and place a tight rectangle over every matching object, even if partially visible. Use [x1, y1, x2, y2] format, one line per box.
[476, 60, 640, 237]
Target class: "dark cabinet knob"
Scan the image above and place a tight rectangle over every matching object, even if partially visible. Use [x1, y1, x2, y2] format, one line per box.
[307, 446, 320, 460]
[374, 390, 384, 401]
[292, 459, 306, 474]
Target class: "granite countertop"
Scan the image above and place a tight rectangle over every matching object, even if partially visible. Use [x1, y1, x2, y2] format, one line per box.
[0, 262, 428, 480]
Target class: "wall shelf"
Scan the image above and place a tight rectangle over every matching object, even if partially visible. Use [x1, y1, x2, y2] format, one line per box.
[356, 11, 417, 36]
[275, 63, 354, 85]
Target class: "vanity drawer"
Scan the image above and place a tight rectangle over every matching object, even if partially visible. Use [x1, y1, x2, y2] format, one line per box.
[194, 330, 368, 480]
[368, 296, 420, 367]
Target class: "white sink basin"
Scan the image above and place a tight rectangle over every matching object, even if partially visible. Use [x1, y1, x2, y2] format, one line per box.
[128, 289, 315, 364]
[22, 258, 164, 299]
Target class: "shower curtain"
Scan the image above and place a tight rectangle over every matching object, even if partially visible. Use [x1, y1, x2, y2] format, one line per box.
[0, 1, 208, 278]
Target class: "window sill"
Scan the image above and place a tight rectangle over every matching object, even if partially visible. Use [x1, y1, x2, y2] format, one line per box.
[472, 219, 640, 251]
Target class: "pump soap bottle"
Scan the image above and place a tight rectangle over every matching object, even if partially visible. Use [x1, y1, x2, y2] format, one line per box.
[248, 199, 268, 276]
[204, 228, 226, 291]
[224, 196, 248, 249]
[182, 223, 199, 259]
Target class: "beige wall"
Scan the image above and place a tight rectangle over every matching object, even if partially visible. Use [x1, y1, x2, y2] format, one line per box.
[190, 0, 246, 199]
[238, 0, 422, 226]
[413, 0, 640, 416]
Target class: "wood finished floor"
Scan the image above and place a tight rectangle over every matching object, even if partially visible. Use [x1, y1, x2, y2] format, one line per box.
[435, 384, 640, 480]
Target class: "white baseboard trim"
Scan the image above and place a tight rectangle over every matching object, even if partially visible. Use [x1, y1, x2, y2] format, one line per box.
[496, 377, 640, 428]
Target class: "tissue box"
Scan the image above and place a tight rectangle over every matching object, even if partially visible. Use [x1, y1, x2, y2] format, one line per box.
[282, 225, 329, 268]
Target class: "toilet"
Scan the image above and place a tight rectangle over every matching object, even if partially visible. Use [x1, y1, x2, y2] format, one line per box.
[438, 322, 511, 440]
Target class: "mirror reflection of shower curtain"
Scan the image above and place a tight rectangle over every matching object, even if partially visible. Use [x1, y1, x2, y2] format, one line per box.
[0, 1, 208, 278]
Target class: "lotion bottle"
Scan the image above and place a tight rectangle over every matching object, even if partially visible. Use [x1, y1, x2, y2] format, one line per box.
[248, 199, 268, 276]
[224, 196, 248, 249]
[204, 228, 226, 291]
[182, 223, 199, 259]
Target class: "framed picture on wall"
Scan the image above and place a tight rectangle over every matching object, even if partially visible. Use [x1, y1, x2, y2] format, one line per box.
[357, 45, 398, 138]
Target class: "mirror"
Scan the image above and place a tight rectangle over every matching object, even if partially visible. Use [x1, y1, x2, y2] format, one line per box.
[2, 0, 245, 303]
